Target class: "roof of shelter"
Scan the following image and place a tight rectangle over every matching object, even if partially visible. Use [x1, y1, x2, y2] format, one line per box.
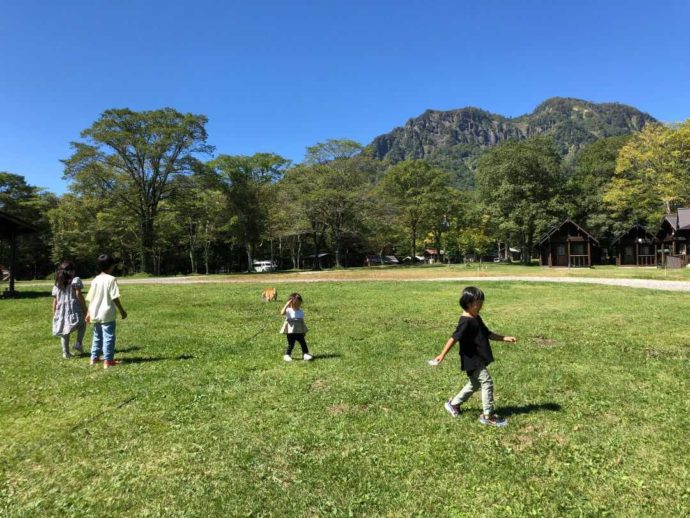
[678, 208, 690, 230]
[538, 218, 599, 246]
[611, 224, 657, 246]
[0, 211, 38, 238]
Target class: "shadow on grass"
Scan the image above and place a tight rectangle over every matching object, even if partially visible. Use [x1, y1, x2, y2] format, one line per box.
[123, 356, 166, 364]
[1, 290, 52, 299]
[499, 402, 561, 417]
[313, 353, 341, 360]
[122, 354, 195, 364]
[118, 346, 142, 353]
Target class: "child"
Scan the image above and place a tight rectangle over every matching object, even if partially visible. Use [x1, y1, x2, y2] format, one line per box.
[433, 286, 516, 427]
[85, 254, 127, 369]
[51, 261, 86, 358]
[280, 292, 312, 362]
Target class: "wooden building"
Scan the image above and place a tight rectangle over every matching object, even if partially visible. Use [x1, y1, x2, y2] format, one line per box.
[611, 224, 658, 266]
[538, 219, 599, 267]
[657, 208, 690, 268]
[0, 211, 37, 297]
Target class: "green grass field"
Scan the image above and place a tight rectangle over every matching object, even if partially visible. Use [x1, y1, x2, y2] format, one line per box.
[1, 280, 689, 516]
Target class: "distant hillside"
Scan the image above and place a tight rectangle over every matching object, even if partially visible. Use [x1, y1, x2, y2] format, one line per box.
[366, 97, 656, 187]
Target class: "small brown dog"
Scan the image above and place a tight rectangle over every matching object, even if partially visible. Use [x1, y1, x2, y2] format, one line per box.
[261, 287, 278, 302]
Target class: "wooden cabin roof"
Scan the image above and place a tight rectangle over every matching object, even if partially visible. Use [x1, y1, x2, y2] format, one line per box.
[538, 218, 599, 246]
[611, 224, 658, 247]
[0, 211, 37, 238]
[678, 208, 690, 230]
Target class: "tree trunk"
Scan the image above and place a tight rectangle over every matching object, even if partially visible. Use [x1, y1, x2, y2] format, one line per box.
[311, 231, 322, 271]
[140, 214, 156, 274]
[296, 235, 302, 270]
[278, 236, 283, 271]
[411, 227, 417, 265]
[334, 229, 341, 268]
[246, 242, 253, 273]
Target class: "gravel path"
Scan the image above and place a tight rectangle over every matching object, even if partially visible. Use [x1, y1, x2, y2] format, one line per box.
[107, 274, 690, 292]
[16, 274, 690, 292]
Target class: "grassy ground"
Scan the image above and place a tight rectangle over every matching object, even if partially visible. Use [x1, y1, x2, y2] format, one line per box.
[1, 281, 689, 516]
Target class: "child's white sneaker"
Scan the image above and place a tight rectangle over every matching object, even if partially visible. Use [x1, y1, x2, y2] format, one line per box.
[62, 352, 73, 359]
[303, 353, 313, 361]
[283, 355, 292, 362]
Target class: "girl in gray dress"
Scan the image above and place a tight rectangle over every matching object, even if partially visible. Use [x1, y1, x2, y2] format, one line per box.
[52, 261, 87, 358]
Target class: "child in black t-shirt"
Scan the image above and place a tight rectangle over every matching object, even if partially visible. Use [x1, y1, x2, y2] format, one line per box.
[433, 286, 517, 427]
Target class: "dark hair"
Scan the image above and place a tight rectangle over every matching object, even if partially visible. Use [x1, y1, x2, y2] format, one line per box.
[55, 261, 75, 289]
[97, 254, 115, 273]
[459, 286, 484, 310]
[289, 292, 303, 303]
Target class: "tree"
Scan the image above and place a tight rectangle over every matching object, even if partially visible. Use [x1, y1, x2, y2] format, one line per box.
[380, 161, 452, 261]
[0, 172, 56, 279]
[50, 191, 140, 275]
[569, 135, 631, 244]
[476, 137, 565, 264]
[304, 139, 363, 165]
[279, 165, 332, 270]
[62, 108, 213, 273]
[604, 121, 690, 223]
[210, 153, 290, 271]
[169, 175, 227, 274]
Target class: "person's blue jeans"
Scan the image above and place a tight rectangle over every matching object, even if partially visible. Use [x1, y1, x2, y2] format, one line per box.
[91, 321, 116, 361]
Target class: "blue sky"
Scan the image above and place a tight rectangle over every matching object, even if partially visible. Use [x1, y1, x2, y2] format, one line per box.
[1, 0, 689, 194]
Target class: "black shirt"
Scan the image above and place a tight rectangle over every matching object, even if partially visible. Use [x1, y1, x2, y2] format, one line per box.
[451, 314, 494, 371]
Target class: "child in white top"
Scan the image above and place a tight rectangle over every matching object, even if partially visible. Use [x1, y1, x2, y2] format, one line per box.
[52, 261, 86, 358]
[85, 254, 127, 369]
[280, 292, 312, 361]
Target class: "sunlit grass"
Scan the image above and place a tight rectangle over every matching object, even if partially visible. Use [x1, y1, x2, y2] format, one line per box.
[1, 281, 688, 515]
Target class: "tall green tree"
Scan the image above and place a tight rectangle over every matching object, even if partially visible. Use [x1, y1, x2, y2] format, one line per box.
[168, 175, 227, 274]
[476, 137, 565, 264]
[569, 135, 631, 243]
[279, 165, 332, 270]
[380, 161, 452, 261]
[210, 153, 289, 271]
[604, 121, 690, 222]
[0, 172, 56, 279]
[62, 108, 212, 273]
[304, 139, 363, 165]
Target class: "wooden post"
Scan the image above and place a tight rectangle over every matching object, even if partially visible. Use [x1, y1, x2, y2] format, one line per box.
[567, 240, 571, 268]
[548, 237, 552, 266]
[9, 230, 16, 296]
[587, 240, 591, 267]
[635, 239, 639, 267]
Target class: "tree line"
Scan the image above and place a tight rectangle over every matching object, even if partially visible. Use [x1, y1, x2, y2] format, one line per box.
[2, 108, 689, 278]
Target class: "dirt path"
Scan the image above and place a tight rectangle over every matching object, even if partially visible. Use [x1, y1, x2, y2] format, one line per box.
[16, 273, 690, 292]
[110, 274, 690, 292]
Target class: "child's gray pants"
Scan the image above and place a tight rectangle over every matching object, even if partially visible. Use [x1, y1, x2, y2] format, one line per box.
[450, 364, 494, 416]
[61, 322, 86, 355]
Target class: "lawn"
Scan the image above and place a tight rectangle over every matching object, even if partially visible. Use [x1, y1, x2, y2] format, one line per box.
[1, 281, 689, 516]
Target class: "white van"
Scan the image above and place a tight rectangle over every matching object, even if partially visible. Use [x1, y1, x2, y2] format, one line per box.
[253, 260, 276, 273]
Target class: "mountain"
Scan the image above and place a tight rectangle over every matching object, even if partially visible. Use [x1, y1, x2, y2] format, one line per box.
[366, 97, 656, 187]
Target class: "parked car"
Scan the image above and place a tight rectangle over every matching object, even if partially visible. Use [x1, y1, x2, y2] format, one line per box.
[253, 260, 277, 273]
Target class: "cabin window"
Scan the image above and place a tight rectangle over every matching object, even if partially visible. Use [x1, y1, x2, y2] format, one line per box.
[640, 245, 650, 255]
[624, 246, 634, 258]
[556, 244, 566, 256]
[572, 242, 585, 255]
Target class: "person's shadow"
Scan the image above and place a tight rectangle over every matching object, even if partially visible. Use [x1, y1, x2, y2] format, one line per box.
[311, 353, 341, 360]
[121, 354, 194, 364]
[499, 402, 561, 417]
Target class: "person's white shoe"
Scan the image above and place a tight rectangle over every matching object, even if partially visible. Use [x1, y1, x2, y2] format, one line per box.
[303, 354, 313, 361]
[283, 355, 292, 362]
